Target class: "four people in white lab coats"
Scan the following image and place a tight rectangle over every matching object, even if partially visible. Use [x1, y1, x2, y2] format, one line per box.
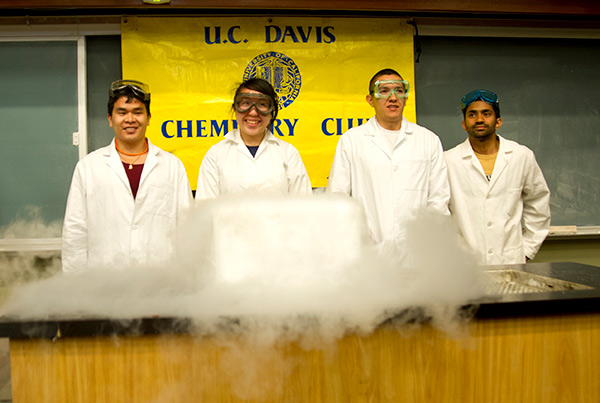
[444, 89, 551, 265]
[62, 75, 551, 271]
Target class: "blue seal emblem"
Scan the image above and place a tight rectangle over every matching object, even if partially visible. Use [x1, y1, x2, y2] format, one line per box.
[243, 51, 301, 110]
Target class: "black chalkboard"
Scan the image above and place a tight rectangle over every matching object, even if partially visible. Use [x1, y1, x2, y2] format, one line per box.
[86, 36, 123, 153]
[415, 36, 600, 226]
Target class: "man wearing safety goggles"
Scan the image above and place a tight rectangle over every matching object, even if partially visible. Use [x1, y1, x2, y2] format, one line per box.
[62, 79, 193, 273]
[444, 89, 550, 265]
[327, 68, 450, 258]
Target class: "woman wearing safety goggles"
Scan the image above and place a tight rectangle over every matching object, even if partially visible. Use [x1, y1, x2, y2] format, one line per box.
[195, 78, 312, 200]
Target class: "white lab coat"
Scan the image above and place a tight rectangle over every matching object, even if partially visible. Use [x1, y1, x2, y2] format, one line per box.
[444, 135, 551, 265]
[327, 116, 450, 245]
[196, 129, 312, 200]
[61, 139, 193, 273]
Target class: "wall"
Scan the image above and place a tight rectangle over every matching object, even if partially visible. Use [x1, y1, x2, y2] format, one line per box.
[536, 238, 600, 268]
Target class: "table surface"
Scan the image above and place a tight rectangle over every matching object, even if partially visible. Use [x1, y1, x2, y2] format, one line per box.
[0, 262, 598, 339]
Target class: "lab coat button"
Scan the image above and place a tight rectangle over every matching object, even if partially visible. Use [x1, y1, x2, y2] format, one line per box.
[486, 195, 491, 199]
[487, 222, 492, 227]
[132, 225, 138, 230]
[393, 166, 398, 172]
[488, 249, 493, 254]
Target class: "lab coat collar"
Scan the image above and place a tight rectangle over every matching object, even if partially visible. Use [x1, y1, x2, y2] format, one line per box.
[224, 129, 244, 145]
[489, 135, 512, 188]
[141, 139, 159, 185]
[460, 134, 513, 188]
[226, 129, 278, 161]
[104, 138, 159, 193]
[364, 116, 410, 159]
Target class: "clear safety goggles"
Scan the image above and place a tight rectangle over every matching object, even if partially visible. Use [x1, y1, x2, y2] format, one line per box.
[371, 80, 410, 99]
[461, 89, 499, 110]
[109, 79, 151, 101]
[233, 93, 274, 116]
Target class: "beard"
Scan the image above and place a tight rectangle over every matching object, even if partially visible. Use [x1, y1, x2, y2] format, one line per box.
[467, 125, 496, 141]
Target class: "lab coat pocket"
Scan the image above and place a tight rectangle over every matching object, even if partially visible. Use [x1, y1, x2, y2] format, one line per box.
[504, 188, 522, 218]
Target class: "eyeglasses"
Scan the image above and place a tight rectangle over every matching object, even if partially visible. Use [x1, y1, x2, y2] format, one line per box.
[371, 80, 410, 99]
[109, 80, 151, 101]
[461, 89, 498, 110]
[233, 93, 274, 116]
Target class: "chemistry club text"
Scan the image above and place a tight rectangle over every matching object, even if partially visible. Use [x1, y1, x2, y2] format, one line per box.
[161, 118, 369, 138]
[204, 25, 336, 44]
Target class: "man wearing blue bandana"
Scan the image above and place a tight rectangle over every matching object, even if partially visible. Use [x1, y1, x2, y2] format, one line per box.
[444, 89, 551, 265]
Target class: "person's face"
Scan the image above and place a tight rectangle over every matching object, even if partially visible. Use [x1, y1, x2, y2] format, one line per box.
[366, 74, 407, 127]
[462, 100, 502, 141]
[235, 88, 272, 144]
[108, 96, 150, 146]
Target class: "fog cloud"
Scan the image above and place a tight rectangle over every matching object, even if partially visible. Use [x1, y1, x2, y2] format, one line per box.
[0, 196, 484, 342]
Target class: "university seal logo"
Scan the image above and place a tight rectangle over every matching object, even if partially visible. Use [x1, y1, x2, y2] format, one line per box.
[243, 51, 301, 110]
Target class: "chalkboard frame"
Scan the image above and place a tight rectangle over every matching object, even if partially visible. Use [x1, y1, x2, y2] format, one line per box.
[0, 36, 85, 235]
[0, 29, 120, 246]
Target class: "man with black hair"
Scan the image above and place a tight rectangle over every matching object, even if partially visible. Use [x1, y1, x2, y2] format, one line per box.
[444, 89, 550, 265]
[327, 68, 449, 254]
[62, 80, 192, 273]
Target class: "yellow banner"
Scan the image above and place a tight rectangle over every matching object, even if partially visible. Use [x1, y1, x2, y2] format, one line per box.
[122, 17, 415, 188]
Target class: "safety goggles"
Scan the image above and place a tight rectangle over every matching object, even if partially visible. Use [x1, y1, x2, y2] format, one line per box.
[371, 80, 410, 99]
[461, 89, 498, 110]
[109, 80, 151, 101]
[233, 93, 274, 116]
